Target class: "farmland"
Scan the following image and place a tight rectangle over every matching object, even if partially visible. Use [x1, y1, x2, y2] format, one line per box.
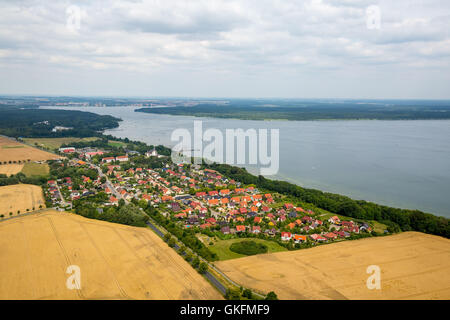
[0, 184, 45, 216]
[0, 211, 222, 299]
[215, 232, 450, 300]
[0, 164, 24, 176]
[22, 137, 100, 151]
[20, 162, 50, 177]
[0, 136, 62, 163]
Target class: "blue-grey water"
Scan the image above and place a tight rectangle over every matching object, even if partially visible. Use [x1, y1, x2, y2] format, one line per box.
[43, 106, 450, 218]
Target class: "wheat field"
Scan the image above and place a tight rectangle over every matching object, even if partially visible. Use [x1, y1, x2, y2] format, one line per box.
[0, 211, 222, 300]
[215, 232, 450, 300]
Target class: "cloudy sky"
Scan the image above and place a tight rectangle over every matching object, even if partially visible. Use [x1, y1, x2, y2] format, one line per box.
[0, 0, 449, 99]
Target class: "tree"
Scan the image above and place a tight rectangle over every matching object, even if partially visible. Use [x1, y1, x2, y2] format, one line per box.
[198, 262, 208, 274]
[192, 257, 200, 268]
[225, 288, 241, 300]
[242, 288, 253, 299]
[265, 291, 278, 300]
[168, 237, 176, 248]
[163, 233, 171, 242]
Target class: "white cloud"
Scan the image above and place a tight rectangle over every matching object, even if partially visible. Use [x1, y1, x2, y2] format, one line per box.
[0, 0, 449, 98]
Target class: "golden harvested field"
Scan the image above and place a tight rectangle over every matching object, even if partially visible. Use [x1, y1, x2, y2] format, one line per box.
[0, 163, 24, 176]
[215, 232, 450, 300]
[0, 184, 45, 215]
[0, 211, 222, 300]
[0, 136, 62, 163]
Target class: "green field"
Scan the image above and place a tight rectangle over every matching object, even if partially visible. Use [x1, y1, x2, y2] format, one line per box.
[208, 238, 287, 260]
[20, 162, 50, 177]
[1, 145, 25, 149]
[370, 220, 388, 233]
[23, 137, 99, 150]
[108, 140, 127, 148]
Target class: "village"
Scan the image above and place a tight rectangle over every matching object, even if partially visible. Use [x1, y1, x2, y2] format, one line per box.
[44, 144, 374, 250]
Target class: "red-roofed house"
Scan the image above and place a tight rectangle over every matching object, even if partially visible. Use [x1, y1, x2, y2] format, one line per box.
[281, 232, 292, 241]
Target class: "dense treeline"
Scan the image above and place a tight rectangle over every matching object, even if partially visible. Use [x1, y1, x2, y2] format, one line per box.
[146, 206, 218, 261]
[208, 163, 450, 238]
[136, 101, 450, 121]
[0, 172, 47, 186]
[61, 135, 172, 156]
[74, 202, 149, 227]
[0, 106, 120, 138]
[230, 240, 268, 255]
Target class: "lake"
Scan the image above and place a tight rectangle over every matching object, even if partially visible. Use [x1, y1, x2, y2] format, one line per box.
[43, 106, 450, 218]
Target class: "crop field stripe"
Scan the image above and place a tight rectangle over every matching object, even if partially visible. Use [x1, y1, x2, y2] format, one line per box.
[137, 229, 212, 299]
[77, 221, 130, 299]
[19, 220, 38, 298]
[46, 216, 85, 299]
[112, 228, 171, 299]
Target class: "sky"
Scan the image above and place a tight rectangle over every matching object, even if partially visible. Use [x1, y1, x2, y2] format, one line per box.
[0, 0, 449, 99]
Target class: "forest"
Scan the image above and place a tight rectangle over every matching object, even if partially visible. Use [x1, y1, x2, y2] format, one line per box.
[0, 105, 120, 137]
[135, 100, 450, 121]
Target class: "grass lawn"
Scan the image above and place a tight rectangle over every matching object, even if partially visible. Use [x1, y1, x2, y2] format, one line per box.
[23, 137, 99, 150]
[20, 162, 50, 177]
[370, 220, 388, 233]
[208, 237, 287, 261]
[108, 140, 127, 148]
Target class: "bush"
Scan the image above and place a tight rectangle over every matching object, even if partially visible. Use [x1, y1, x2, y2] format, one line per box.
[225, 288, 241, 300]
[198, 262, 208, 274]
[265, 291, 278, 300]
[242, 289, 253, 299]
[229, 240, 268, 256]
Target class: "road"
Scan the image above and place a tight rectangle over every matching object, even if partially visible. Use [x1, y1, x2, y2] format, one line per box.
[145, 220, 227, 296]
[91, 162, 129, 204]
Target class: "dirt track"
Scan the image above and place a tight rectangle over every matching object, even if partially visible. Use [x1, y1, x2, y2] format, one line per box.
[0, 211, 222, 300]
[215, 232, 450, 300]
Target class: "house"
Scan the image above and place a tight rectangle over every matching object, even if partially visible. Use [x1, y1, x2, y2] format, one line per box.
[293, 234, 307, 243]
[324, 232, 338, 240]
[170, 202, 181, 212]
[281, 232, 292, 241]
[328, 215, 340, 224]
[236, 225, 246, 233]
[116, 155, 129, 162]
[206, 217, 216, 225]
[145, 149, 158, 157]
[109, 196, 119, 205]
[221, 226, 230, 235]
[219, 189, 230, 195]
[288, 211, 297, 218]
[102, 157, 115, 163]
[284, 203, 294, 209]
[59, 147, 75, 153]
[254, 216, 262, 223]
[208, 199, 219, 206]
[310, 234, 327, 242]
[252, 226, 261, 234]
